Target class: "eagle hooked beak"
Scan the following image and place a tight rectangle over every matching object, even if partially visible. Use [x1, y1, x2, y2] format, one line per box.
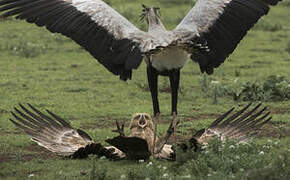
[137, 114, 148, 128]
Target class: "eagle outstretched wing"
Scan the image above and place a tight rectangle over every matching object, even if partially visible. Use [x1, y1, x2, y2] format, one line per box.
[174, 0, 282, 74]
[193, 103, 272, 145]
[10, 103, 123, 159]
[0, 0, 154, 80]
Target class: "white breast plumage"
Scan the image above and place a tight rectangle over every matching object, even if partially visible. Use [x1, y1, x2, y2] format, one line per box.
[147, 47, 190, 71]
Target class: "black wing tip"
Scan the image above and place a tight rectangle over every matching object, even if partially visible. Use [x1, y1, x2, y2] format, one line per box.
[213, 102, 270, 127]
[10, 110, 18, 118]
[9, 118, 17, 125]
[26, 103, 36, 110]
[209, 107, 236, 128]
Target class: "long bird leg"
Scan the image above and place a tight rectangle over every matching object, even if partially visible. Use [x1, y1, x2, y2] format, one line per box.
[147, 66, 161, 154]
[169, 69, 180, 116]
[152, 113, 160, 155]
[154, 113, 179, 154]
[147, 66, 160, 117]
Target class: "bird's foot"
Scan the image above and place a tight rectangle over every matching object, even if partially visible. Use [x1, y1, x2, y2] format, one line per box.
[153, 113, 180, 154]
[111, 120, 125, 136]
[168, 112, 179, 134]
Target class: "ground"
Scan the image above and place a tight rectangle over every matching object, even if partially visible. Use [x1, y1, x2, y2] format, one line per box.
[0, 0, 290, 179]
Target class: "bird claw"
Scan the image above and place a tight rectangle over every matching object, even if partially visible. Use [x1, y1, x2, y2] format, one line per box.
[153, 113, 179, 154]
[112, 120, 125, 136]
[167, 112, 179, 134]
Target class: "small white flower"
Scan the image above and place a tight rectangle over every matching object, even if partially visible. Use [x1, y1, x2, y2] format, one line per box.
[146, 162, 153, 167]
[207, 173, 212, 177]
[163, 166, 167, 170]
[234, 78, 239, 83]
[259, 151, 264, 155]
[263, 145, 271, 149]
[267, 139, 272, 143]
[28, 174, 34, 178]
[100, 156, 106, 159]
[163, 173, 169, 177]
[139, 159, 144, 163]
[182, 175, 191, 178]
[274, 141, 279, 145]
[211, 80, 220, 84]
[229, 145, 235, 149]
[121, 175, 126, 179]
[288, 84, 290, 87]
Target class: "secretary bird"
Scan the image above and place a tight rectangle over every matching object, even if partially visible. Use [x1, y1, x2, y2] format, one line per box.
[0, 0, 283, 120]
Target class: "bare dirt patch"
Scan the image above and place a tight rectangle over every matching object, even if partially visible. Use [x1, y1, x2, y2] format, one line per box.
[270, 107, 290, 115]
[0, 153, 37, 163]
[0, 144, 57, 163]
[183, 113, 220, 121]
[24, 144, 57, 159]
[258, 122, 290, 138]
[79, 116, 127, 129]
[0, 129, 24, 136]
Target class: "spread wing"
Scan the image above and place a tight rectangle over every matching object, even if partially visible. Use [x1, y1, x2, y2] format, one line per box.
[10, 103, 122, 159]
[106, 136, 151, 160]
[174, 0, 282, 74]
[194, 103, 272, 145]
[0, 0, 151, 80]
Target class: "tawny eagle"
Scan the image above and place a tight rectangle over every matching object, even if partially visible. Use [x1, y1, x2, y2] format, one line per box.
[10, 103, 271, 160]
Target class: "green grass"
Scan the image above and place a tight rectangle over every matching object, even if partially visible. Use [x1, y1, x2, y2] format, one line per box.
[0, 0, 290, 179]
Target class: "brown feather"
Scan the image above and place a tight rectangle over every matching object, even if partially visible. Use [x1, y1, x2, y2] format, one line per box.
[195, 103, 272, 145]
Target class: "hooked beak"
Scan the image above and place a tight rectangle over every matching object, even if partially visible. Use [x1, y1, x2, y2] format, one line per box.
[138, 115, 147, 128]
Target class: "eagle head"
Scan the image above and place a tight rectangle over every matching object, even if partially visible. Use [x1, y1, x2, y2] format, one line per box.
[129, 113, 153, 130]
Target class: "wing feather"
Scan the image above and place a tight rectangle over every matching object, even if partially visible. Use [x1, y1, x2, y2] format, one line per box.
[0, 0, 151, 80]
[175, 0, 282, 74]
[194, 103, 272, 144]
[10, 104, 123, 159]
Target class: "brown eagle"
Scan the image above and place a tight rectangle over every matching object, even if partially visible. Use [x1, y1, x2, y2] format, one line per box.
[10, 103, 271, 160]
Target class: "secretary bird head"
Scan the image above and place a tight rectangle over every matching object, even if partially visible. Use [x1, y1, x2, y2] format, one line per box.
[140, 4, 161, 25]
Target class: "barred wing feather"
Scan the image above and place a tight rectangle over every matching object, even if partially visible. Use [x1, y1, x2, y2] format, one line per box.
[194, 103, 272, 144]
[10, 104, 120, 159]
